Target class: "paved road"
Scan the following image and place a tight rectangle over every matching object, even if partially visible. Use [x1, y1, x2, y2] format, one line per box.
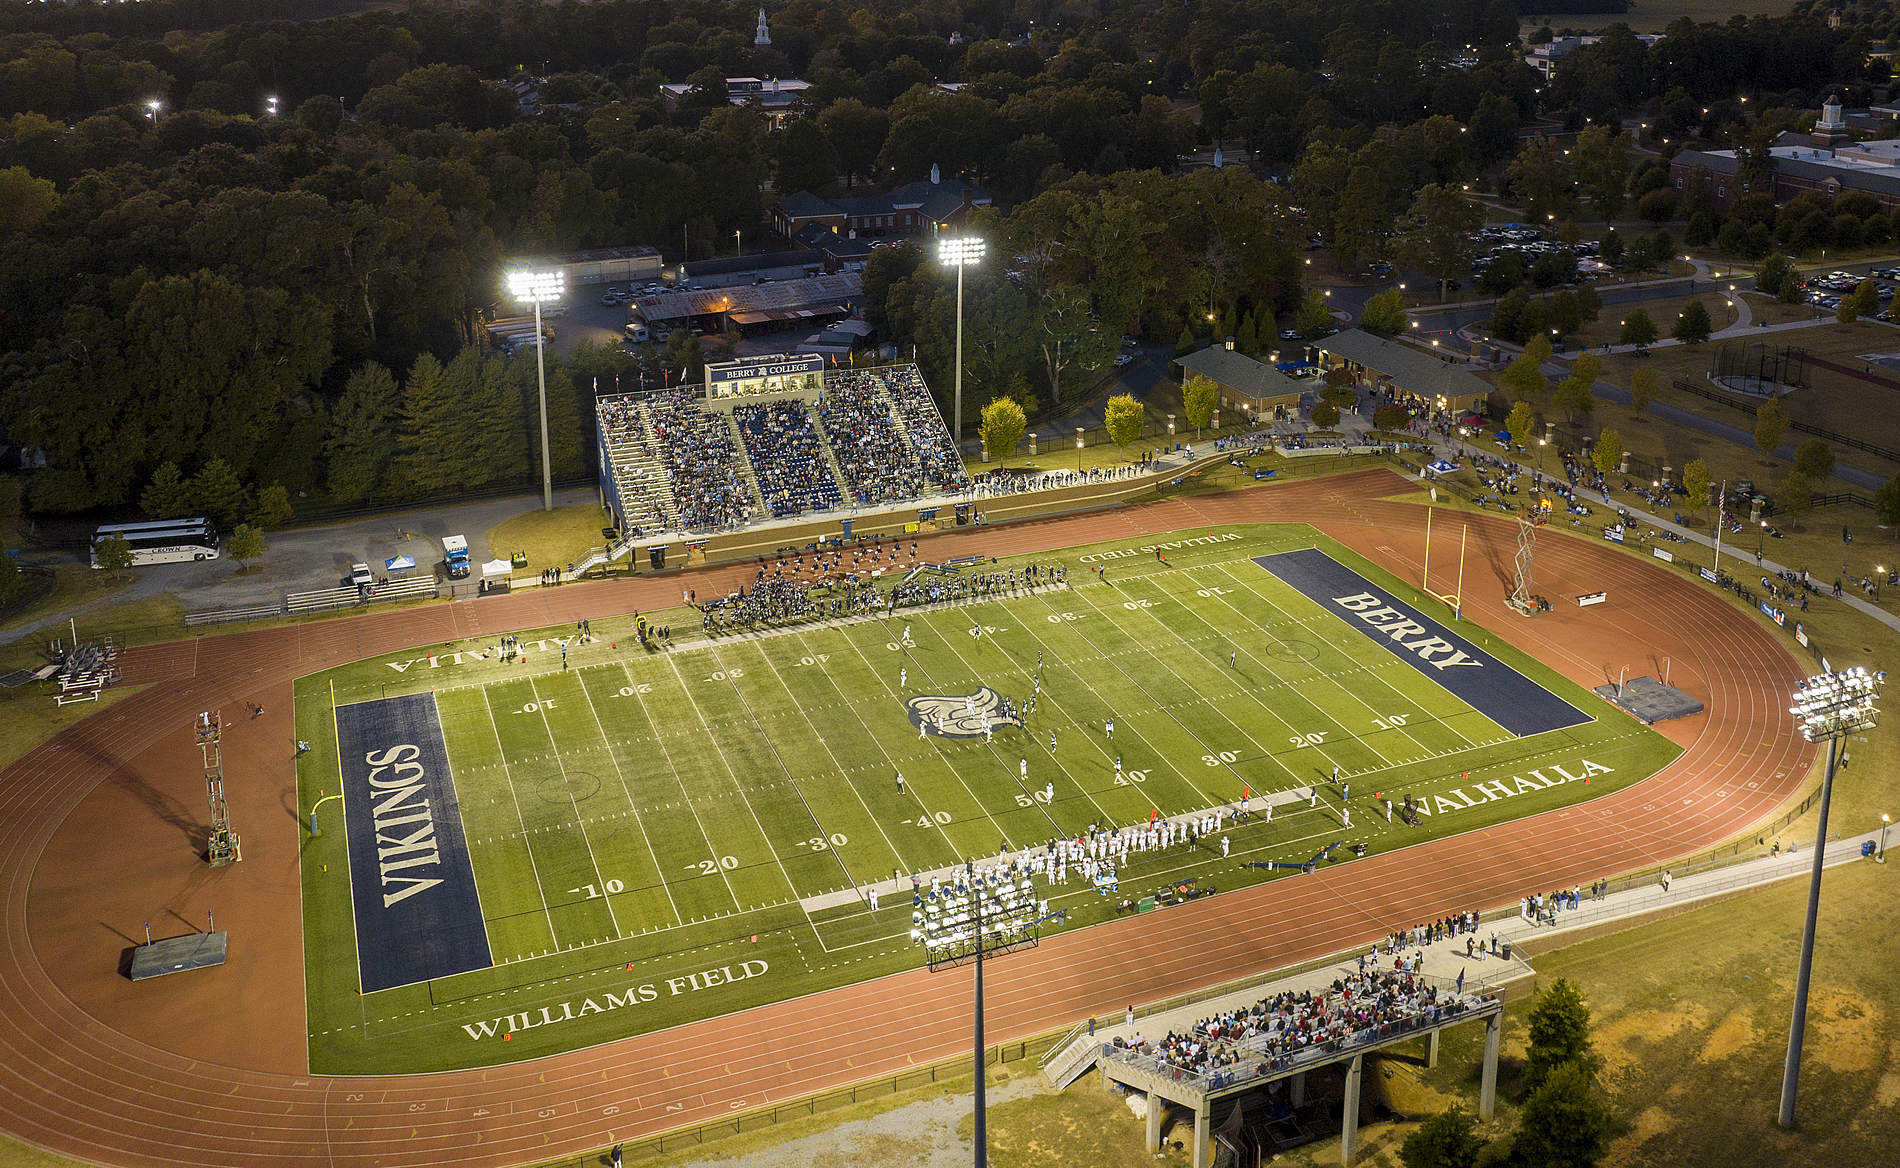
[0, 487, 601, 647]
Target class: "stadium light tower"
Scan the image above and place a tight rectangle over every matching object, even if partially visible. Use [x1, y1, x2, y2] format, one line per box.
[938, 235, 985, 451]
[507, 268, 566, 511]
[1779, 666, 1883, 1128]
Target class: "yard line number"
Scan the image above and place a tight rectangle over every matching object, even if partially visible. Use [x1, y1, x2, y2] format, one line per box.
[570, 880, 626, 898]
[685, 856, 739, 875]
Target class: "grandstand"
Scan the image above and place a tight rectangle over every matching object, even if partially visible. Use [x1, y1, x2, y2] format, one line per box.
[595, 361, 969, 540]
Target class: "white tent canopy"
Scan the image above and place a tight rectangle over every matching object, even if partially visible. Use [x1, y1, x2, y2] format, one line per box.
[481, 558, 512, 578]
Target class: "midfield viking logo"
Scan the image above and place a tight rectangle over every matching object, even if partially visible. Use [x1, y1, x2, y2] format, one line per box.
[906, 686, 1021, 738]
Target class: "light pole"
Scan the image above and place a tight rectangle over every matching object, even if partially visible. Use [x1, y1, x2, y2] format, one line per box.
[969, 859, 987, 1168]
[145, 99, 162, 125]
[1880, 813, 1891, 862]
[1076, 428, 1084, 473]
[506, 268, 565, 511]
[266, 94, 279, 118]
[1779, 666, 1884, 1128]
[939, 235, 985, 449]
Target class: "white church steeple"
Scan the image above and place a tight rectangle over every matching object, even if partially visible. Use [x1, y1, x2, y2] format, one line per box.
[755, 7, 771, 46]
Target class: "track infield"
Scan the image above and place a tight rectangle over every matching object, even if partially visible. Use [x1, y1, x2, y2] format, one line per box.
[296, 522, 1680, 1075]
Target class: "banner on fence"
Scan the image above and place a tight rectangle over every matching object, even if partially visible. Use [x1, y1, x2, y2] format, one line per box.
[1795, 623, 1809, 647]
[1760, 600, 1786, 626]
[1699, 566, 1718, 582]
[1652, 547, 1674, 562]
[1603, 525, 1624, 543]
[1577, 591, 1608, 607]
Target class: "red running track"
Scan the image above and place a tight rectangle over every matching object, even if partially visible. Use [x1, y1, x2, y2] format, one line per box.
[0, 470, 1813, 1167]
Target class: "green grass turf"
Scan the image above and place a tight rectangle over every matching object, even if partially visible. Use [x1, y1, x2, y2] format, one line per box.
[295, 523, 1681, 1074]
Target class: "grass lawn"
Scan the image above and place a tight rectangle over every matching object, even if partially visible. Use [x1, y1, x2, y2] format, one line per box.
[487, 503, 612, 574]
[295, 522, 1678, 1075]
[1568, 292, 1742, 352]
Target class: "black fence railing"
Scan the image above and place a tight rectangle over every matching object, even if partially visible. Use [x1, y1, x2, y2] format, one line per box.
[1670, 377, 1900, 463]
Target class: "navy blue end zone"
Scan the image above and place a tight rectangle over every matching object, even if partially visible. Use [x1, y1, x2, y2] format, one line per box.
[1254, 549, 1592, 737]
[335, 693, 492, 993]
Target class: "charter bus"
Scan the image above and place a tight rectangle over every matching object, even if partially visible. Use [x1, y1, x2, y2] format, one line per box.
[90, 519, 222, 567]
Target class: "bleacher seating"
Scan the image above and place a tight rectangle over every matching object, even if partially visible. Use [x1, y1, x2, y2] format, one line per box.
[593, 364, 968, 534]
[733, 401, 842, 518]
[645, 388, 758, 530]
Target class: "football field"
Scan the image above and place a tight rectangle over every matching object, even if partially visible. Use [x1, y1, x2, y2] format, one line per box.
[296, 524, 1680, 1074]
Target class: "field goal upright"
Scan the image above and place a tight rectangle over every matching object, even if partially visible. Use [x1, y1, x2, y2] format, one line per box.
[196, 712, 242, 866]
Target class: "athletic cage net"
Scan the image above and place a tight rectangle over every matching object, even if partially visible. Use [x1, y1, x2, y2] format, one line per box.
[1711, 342, 1809, 396]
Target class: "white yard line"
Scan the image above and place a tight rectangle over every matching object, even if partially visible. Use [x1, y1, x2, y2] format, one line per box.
[656, 650, 804, 901]
[477, 685, 563, 947]
[1022, 586, 1225, 809]
[572, 665, 683, 927]
[527, 676, 624, 942]
[1213, 559, 1498, 754]
[614, 660, 746, 913]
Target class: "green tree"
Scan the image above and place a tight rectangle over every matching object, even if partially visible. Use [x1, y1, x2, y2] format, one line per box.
[1571, 126, 1633, 221]
[1629, 366, 1657, 413]
[1359, 288, 1410, 338]
[0, 542, 15, 601]
[1755, 253, 1794, 298]
[1515, 1061, 1611, 1168]
[1491, 287, 1532, 344]
[1524, 333, 1554, 366]
[1778, 471, 1814, 526]
[980, 396, 1027, 464]
[1395, 184, 1483, 302]
[1841, 277, 1880, 323]
[1755, 398, 1788, 458]
[1794, 437, 1835, 481]
[818, 99, 890, 188]
[1504, 134, 1577, 224]
[140, 462, 194, 520]
[226, 523, 267, 571]
[1619, 309, 1659, 347]
[1104, 393, 1144, 450]
[1526, 978, 1599, 1092]
[248, 484, 294, 531]
[1311, 400, 1341, 428]
[388, 353, 460, 498]
[1547, 290, 1583, 340]
[1503, 352, 1547, 401]
[1592, 428, 1622, 477]
[1553, 373, 1596, 423]
[325, 362, 400, 505]
[1183, 375, 1220, 435]
[1374, 402, 1411, 432]
[1399, 1104, 1482, 1168]
[94, 533, 133, 578]
[1330, 165, 1389, 269]
[189, 458, 253, 528]
[1236, 312, 1258, 356]
[1507, 401, 1537, 448]
[1295, 289, 1333, 338]
[1873, 473, 1900, 526]
[1325, 366, 1356, 390]
[1673, 298, 1713, 344]
[1683, 458, 1713, 518]
[0, 166, 58, 233]
[1176, 323, 1195, 356]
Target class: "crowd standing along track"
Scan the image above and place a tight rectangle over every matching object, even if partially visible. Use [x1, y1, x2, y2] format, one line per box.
[0, 470, 1816, 1168]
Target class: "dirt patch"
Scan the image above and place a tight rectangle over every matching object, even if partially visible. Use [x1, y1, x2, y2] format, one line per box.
[1810, 987, 1884, 1074]
[1595, 1003, 1711, 1079]
[1697, 1009, 1758, 1063]
[1606, 1103, 1675, 1163]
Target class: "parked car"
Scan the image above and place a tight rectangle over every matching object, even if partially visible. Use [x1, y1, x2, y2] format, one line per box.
[1114, 353, 1133, 366]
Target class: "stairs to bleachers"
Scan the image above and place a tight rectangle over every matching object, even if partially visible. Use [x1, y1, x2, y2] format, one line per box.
[632, 402, 681, 527]
[872, 378, 921, 454]
[723, 414, 770, 514]
[804, 403, 854, 509]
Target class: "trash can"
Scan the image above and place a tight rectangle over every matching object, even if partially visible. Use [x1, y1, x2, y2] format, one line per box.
[1862, 840, 1876, 858]
[1501, 940, 1513, 961]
